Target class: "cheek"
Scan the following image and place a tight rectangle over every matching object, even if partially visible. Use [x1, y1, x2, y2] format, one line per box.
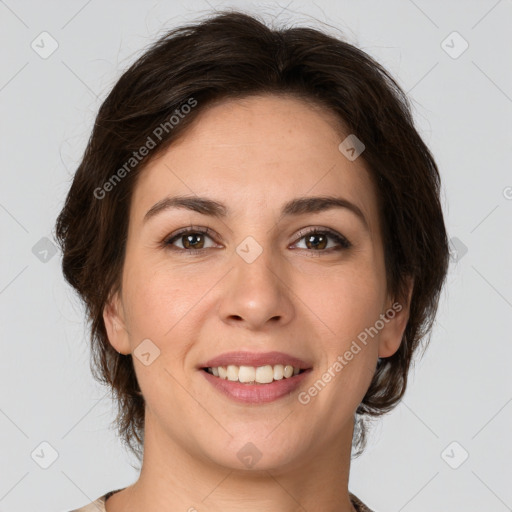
[122, 260, 216, 340]
[308, 265, 385, 408]
[300, 259, 386, 340]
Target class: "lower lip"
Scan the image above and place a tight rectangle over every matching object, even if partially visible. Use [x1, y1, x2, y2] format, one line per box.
[200, 369, 312, 404]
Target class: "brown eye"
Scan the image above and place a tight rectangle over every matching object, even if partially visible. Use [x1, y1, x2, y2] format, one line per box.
[164, 227, 217, 254]
[293, 228, 351, 253]
[180, 233, 206, 249]
[304, 233, 328, 250]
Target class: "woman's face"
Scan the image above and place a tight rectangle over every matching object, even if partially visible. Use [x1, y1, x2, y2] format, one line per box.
[104, 94, 410, 471]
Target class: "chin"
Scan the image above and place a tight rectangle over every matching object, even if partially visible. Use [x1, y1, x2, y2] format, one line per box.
[207, 431, 305, 472]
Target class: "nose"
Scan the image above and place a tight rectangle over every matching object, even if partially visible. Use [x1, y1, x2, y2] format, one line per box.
[217, 246, 295, 331]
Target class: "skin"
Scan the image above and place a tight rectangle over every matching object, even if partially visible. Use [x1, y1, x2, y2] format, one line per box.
[103, 94, 413, 512]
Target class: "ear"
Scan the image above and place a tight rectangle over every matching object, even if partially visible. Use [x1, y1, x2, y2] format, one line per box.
[103, 289, 131, 355]
[378, 277, 414, 358]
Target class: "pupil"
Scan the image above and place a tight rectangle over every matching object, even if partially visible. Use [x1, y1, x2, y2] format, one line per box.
[185, 233, 203, 249]
[307, 234, 326, 250]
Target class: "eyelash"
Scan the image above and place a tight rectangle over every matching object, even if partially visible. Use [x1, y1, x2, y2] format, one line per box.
[163, 225, 352, 256]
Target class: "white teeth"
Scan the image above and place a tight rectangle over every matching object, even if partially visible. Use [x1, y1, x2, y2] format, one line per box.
[283, 365, 294, 378]
[238, 365, 255, 383]
[206, 363, 304, 383]
[255, 365, 274, 384]
[226, 365, 238, 381]
[273, 364, 284, 380]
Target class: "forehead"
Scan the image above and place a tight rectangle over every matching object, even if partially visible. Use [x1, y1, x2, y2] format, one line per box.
[130, 94, 380, 234]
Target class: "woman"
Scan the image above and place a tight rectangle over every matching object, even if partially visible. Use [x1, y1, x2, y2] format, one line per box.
[56, 10, 449, 512]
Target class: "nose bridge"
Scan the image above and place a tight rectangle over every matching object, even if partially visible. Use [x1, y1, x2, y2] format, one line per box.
[235, 235, 278, 288]
[218, 233, 294, 328]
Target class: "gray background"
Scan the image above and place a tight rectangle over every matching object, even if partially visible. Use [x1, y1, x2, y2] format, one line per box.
[1, 1, 511, 511]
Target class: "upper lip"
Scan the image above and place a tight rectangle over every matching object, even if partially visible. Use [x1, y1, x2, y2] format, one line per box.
[199, 351, 312, 370]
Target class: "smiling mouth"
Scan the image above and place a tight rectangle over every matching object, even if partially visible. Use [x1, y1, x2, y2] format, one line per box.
[202, 364, 309, 385]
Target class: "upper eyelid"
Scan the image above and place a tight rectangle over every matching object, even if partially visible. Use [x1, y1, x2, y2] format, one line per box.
[293, 226, 349, 241]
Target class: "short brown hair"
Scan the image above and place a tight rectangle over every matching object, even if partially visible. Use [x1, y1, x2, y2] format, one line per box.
[54, 10, 449, 461]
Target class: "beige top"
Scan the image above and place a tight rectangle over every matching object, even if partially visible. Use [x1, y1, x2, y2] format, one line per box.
[69, 488, 374, 511]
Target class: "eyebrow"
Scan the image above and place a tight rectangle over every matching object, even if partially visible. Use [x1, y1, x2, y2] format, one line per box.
[143, 194, 369, 230]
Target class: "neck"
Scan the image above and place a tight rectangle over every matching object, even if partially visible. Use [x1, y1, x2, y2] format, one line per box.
[108, 411, 358, 512]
